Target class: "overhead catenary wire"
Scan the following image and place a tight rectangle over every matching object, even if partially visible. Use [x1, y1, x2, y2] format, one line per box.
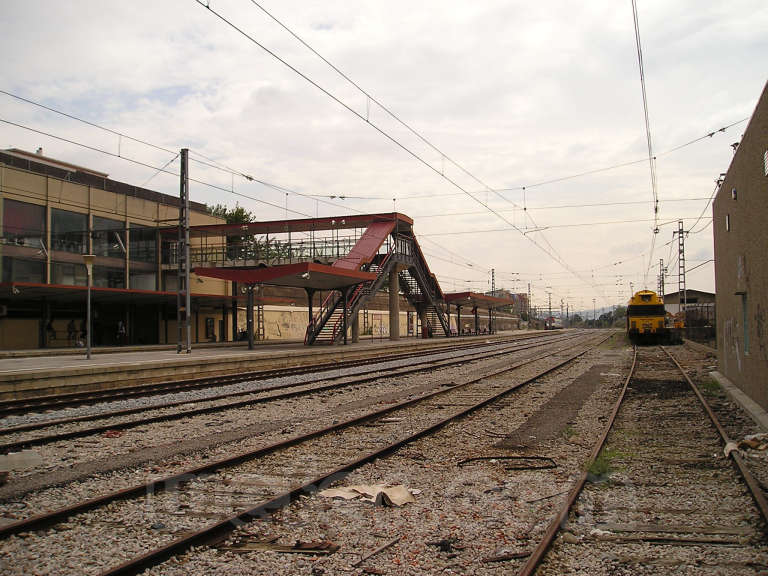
[243, 0, 522, 212]
[193, 0, 601, 296]
[630, 0, 660, 288]
[0, 88, 746, 211]
[0, 89, 357, 216]
[419, 216, 711, 236]
[0, 118, 314, 218]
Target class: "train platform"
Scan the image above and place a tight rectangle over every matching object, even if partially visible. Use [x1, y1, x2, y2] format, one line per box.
[0, 330, 539, 402]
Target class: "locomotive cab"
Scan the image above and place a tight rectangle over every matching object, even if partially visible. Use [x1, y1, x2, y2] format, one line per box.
[627, 290, 679, 344]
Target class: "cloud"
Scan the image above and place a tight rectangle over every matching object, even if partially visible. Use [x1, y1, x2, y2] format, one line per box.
[1, 0, 764, 307]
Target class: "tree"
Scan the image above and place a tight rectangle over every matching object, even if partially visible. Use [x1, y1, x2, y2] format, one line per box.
[207, 203, 253, 224]
[207, 203, 255, 258]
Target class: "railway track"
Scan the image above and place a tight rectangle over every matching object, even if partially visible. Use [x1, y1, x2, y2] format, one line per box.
[518, 345, 768, 575]
[0, 333, 555, 418]
[0, 332, 611, 575]
[0, 332, 584, 455]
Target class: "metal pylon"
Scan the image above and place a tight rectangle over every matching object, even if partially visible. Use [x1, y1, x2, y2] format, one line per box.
[677, 220, 686, 316]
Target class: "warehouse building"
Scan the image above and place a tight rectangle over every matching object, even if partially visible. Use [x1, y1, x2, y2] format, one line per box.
[712, 80, 768, 411]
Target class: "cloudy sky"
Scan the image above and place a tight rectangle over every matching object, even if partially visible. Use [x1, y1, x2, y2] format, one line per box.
[2, 1, 766, 314]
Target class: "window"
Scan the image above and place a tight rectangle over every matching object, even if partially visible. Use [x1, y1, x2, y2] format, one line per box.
[2, 257, 44, 283]
[93, 266, 125, 289]
[130, 271, 156, 290]
[93, 216, 126, 259]
[725, 214, 730, 232]
[51, 208, 87, 253]
[52, 262, 87, 286]
[731, 188, 737, 200]
[2, 199, 45, 248]
[129, 224, 156, 263]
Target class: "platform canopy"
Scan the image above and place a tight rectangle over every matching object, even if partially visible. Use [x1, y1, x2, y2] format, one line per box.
[443, 291, 516, 309]
[194, 262, 376, 291]
[0, 282, 293, 308]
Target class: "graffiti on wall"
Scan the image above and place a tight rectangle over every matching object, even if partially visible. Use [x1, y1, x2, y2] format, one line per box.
[723, 317, 742, 374]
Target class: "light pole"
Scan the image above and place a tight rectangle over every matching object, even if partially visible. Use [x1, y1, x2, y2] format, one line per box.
[83, 254, 95, 359]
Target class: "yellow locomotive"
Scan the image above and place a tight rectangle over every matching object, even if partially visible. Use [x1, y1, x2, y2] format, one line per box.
[626, 290, 682, 344]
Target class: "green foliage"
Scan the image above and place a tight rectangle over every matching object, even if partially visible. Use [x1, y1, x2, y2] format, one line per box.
[588, 447, 622, 478]
[699, 378, 722, 397]
[207, 202, 254, 224]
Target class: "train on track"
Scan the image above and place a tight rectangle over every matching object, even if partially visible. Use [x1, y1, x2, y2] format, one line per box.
[626, 289, 683, 344]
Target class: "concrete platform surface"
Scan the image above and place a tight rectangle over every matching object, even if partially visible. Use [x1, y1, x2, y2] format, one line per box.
[0, 331, 536, 401]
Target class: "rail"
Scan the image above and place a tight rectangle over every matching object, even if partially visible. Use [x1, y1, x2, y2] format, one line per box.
[518, 344, 768, 576]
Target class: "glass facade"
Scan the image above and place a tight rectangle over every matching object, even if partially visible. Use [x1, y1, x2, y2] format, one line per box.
[129, 224, 156, 263]
[94, 266, 126, 289]
[130, 271, 156, 291]
[2, 199, 45, 249]
[93, 216, 126, 259]
[2, 257, 45, 283]
[51, 208, 87, 254]
[52, 262, 87, 286]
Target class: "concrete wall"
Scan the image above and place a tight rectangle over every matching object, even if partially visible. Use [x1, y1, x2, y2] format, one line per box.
[713, 80, 768, 410]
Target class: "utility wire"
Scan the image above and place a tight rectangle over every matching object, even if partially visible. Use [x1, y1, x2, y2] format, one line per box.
[1, 87, 745, 209]
[630, 0, 660, 288]
[419, 216, 711, 237]
[193, 0, 596, 292]
[0, 89, 354, 215]
[688, 181, 721, 234]
[243, 0, 521, 211]
[0, 118, 314, 218]
[412, 197, 710, 219]
[658, 117, 749, 156]
[140, 152, 180, 187]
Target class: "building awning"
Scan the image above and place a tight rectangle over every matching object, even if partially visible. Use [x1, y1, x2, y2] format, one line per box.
[443, 291, 516, 309]
[0, 282, 293, 308]
[194, 262, 376, 291]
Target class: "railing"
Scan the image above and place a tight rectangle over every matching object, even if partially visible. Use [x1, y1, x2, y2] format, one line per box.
[326, 249, 397, 342]
[164, 236, 360, 267]
[305, 245, 397, 345]
[304, 233, 449, 344]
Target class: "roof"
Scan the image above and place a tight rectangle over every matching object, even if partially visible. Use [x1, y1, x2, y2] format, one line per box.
[443, 291, 517, 308]
[0, 150, 211, 214]
[3, 148, 110, 178]
[194, 262, 377, 291]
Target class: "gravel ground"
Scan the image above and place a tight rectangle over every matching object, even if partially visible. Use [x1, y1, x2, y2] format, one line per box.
[0, 334, 580, 496]
[129, 335, 629, 576]
[0, 334, 609, 575]
[536, 344, 768, 575]
[0, 333, 592, 524]
[674, 342, 768, 503]
[0, 336, 556, 429]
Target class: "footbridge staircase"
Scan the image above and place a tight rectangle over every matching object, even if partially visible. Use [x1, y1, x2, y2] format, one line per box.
[305, 222, 449, 345]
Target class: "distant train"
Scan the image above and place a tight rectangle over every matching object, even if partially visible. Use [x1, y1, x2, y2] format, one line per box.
[626, 290, 682, 344]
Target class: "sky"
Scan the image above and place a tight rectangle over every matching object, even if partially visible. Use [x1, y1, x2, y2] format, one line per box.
[1, 0, 766, 315]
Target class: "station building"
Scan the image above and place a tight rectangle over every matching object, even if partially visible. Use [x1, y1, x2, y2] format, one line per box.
[712, 80, 768, 411]
[1, 149, 520, 350]
[0, 148, 233, 349]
